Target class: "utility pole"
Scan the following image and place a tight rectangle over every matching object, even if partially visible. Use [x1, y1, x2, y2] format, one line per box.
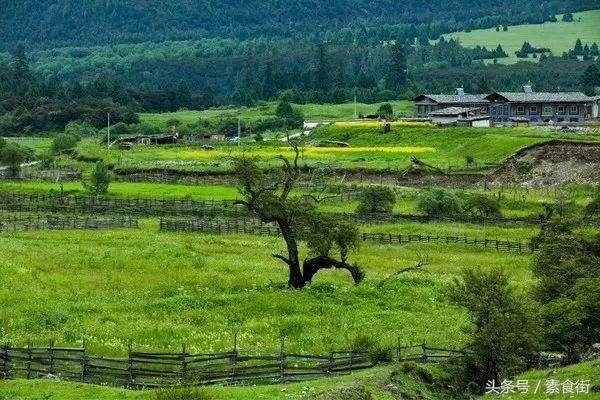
[237, 113, 241, 146]
[107, 113, 111, 148]
[353, 94, 357, 119]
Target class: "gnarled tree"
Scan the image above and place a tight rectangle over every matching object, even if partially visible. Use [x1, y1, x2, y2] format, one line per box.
[232, 142, 364, 288]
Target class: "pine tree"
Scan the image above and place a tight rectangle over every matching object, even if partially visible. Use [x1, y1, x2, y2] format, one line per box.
[476, 76, 491, 93]
[11, 42, 35, 96]
[387, 40, 407, 90]
[176, 80, 192, 109]
[313, 43, 330, 91]
[580, 64, 600, 96]
[574, 38, 583, 55]
[261, 60, 276, 99]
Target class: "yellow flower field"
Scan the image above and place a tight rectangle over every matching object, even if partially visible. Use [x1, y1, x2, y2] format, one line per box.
[333, 121, 433, 128]
[178, 145, 435, 160]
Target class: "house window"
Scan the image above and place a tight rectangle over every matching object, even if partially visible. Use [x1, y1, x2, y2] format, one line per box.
[516, 106, 525, 115]
[530, 106, 538, 114]
[570, 105, 579, 114]
[543, 106, 553, 115]
[557, 105, 565, 114]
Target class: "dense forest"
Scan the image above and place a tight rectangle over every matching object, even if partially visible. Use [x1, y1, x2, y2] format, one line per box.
[0, 1, 599, 135]
[2, 0, 599, 50]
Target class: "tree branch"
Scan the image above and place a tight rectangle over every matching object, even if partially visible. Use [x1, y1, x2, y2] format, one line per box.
[272, 254, 290, 265]
[302, 255, 364, 284]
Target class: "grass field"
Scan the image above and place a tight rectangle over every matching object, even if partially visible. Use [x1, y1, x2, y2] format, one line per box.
[439, 9, 600, 64]
[2, 117, 599, 399]
[139, 100, 414, 128]
[0, 220, 540, 355]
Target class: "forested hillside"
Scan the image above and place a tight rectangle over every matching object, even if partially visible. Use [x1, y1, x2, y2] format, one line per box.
[2, 0, 599, 50]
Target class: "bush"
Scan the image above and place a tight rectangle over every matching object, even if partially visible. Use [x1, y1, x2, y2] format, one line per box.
[275, 100, 304, 128]
[356, 186, 396, 215]
[416, 189, 461, 217]
[0, 143, 25, 177]
[64, 120, 98, 137]
[351, 334, 392, 364]
[51, 133, 80, 154]
[462, 194, 501, 217]
[84, 161, 111, 195]
[377, 103, 394, 119]
[515, 161, 533, 175]
[584, 186, 600, 218]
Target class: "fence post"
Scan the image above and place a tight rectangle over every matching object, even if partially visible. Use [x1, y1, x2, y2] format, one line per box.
[26, 340, 32, 379]
[127, 340, 134, 387]
[81, 338, 87, 382]
[231, 334, 238, 383]
[180, 344, 187, 386]
[1, 342, 9, 379]
[47, 339, 57, 376]
[349, 349, 353, 373]
[421, 343, 427, 363]
[279, 338, 286, 383]
[326, 344, 333, 377]
[396, 337, 401, 362]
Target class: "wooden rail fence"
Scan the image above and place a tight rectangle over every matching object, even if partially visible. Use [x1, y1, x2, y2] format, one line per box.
[0, 216, 138, 232]
[159, 218, 534, 253]
[2, 192, 598, 227]
[0, 339, 372, 388]
[0, 192, 239, 217]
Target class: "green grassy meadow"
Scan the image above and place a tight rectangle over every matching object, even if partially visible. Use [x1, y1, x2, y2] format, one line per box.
[139, 100, 414, 128]
[2, 121, 599, 399]
[439, 9, 600, 64]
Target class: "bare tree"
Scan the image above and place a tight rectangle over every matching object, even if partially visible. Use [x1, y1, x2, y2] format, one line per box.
[233, 140, 364, 288]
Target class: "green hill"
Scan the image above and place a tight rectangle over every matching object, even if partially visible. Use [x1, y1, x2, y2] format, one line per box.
[439, 9, 600, 64]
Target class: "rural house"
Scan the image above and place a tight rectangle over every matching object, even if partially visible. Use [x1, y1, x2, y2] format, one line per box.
[484, 88, 594, 123]
[413, 86, 597, 124]
[412, 88, 489, 118]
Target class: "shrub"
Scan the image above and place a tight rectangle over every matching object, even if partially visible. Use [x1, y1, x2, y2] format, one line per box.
[356, 186, 396, 215]
[110, 122, 130, 136]
[51, 133, 80, 154]
[351, 334, 392, 364]
[462, 194, 501, 217]
[515, 161, 533, 175]
[0, 143, 25, 177]
[584, 186, 600, 218]
[416, 189, 460, 217]
[275, 100, 304, 128]
[465, 155, 475, 165]
[64, 120, 98, 137]
[84, 161, 111, 195]
[377, 103, 394, 119]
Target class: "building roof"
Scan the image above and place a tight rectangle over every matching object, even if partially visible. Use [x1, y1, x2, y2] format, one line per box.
[485, 92, 593, 103]
[458, 115, 492, 121]
[429, 107, 479, 116]
[412, 94, 489, 104]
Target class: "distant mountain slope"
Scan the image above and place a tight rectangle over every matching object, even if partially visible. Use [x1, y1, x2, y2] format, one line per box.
[1, 0, 599, 50]
[439, 9, 600, 64]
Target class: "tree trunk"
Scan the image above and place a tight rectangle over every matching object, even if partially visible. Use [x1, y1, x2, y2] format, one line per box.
[302, 255, 364, 284]
[278, 222, 305, 289]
